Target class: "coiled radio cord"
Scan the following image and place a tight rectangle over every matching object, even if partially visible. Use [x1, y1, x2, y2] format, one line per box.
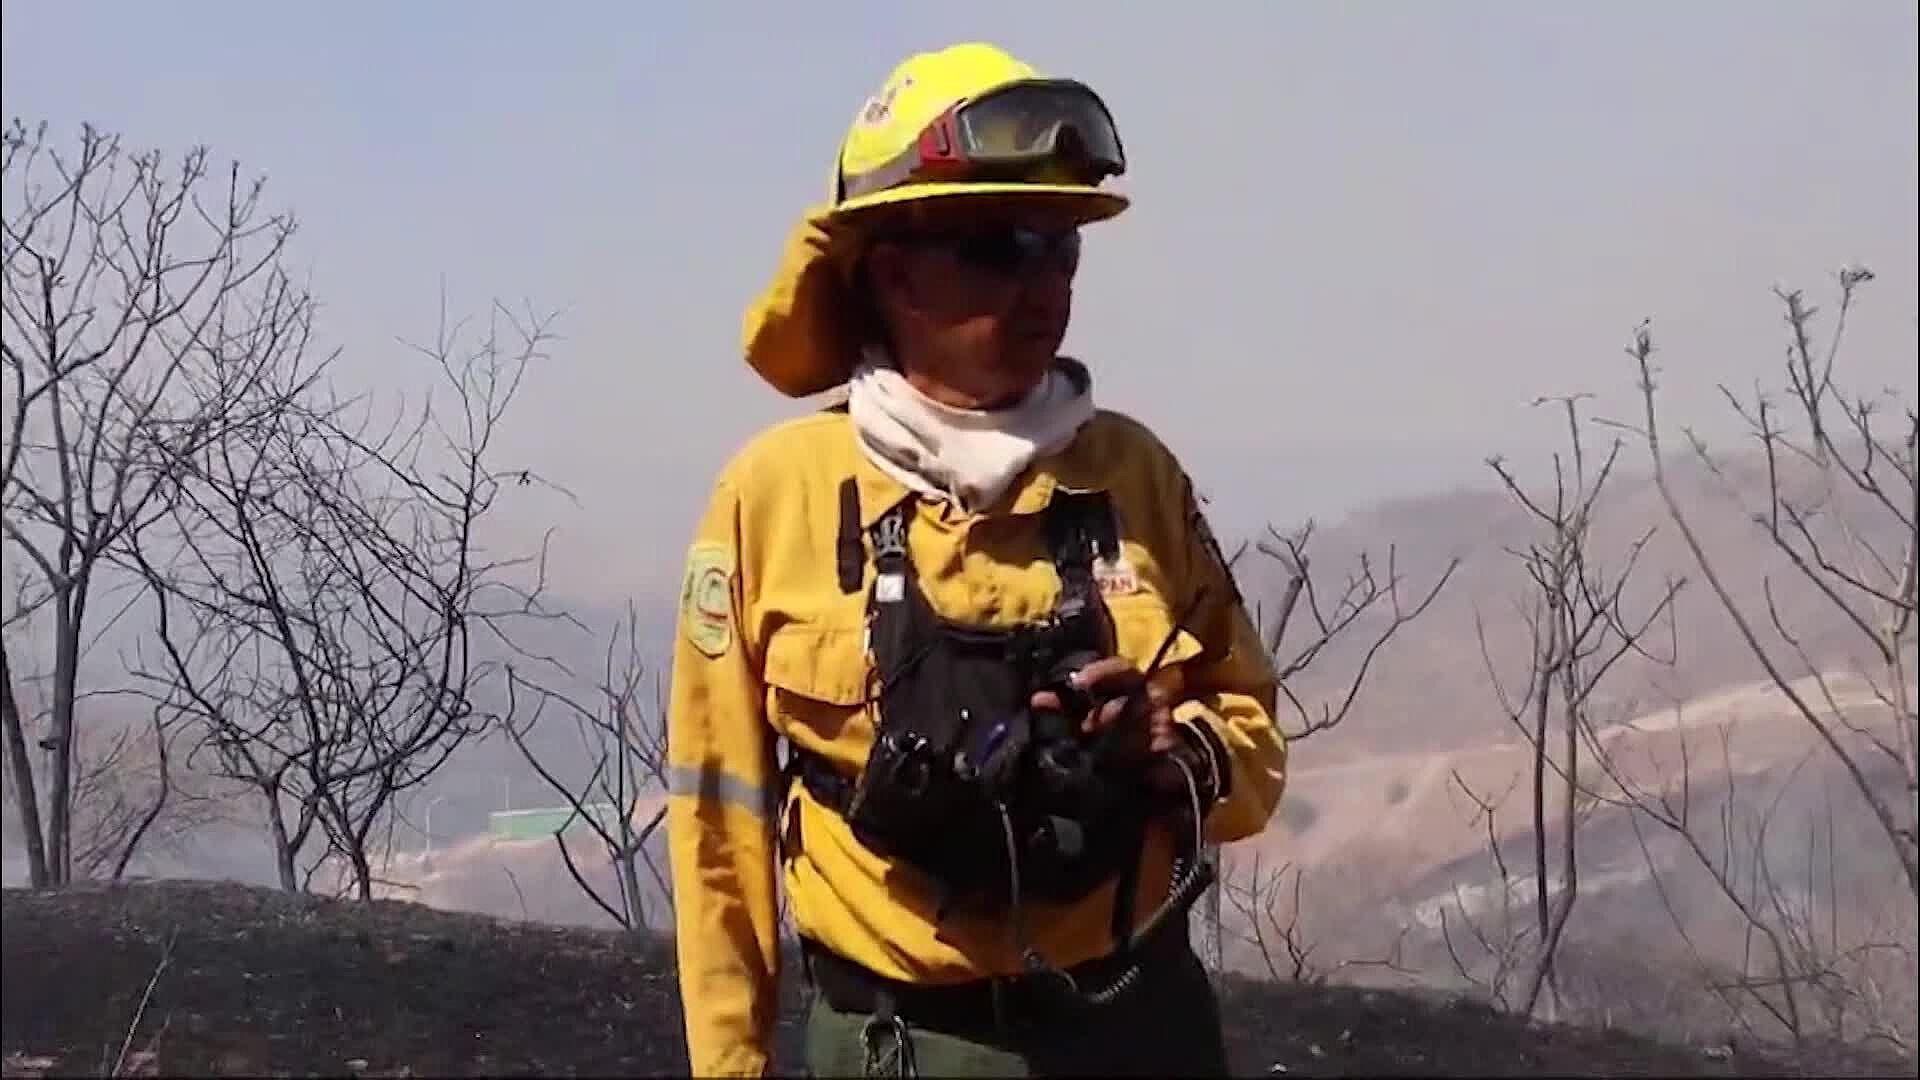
[996, 749, 1215, 1010]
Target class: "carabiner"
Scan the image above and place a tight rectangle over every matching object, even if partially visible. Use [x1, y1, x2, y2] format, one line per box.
[859, 1012, 917, 1078]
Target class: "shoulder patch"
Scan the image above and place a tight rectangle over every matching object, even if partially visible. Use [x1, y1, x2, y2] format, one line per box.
[680, 541, 737, 658]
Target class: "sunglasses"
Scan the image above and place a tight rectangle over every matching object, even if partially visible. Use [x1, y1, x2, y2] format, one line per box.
[886, 224, 1083, 277]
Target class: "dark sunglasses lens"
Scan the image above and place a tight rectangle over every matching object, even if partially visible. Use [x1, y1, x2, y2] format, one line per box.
[951, 227, 1080, 274]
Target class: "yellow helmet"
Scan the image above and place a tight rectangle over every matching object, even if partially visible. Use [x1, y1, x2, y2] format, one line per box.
[743, 43, 1130, 399]
[826, 42, 1130, 225]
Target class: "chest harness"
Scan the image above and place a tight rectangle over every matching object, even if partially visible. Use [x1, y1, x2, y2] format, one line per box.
[788, 477, 1217, 1007]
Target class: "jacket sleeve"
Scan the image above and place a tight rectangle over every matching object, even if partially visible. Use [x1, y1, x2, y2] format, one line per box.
[666, 472, 784, 1078]
[1166, 470, 1289, 845]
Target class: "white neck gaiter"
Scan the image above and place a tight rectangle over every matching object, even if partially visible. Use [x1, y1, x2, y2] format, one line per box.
[845, 348, 1096, 513]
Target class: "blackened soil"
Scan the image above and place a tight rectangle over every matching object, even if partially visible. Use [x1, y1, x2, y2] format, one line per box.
[2, 881, 1909, 1078]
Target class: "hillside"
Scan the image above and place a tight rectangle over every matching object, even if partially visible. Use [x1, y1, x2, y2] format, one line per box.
[4, 441, 1893, 881]
[5, 880, 1908, 1079]
[1233, 445, 1904, 763]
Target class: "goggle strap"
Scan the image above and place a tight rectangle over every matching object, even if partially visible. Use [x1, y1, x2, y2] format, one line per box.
[841, 142, 929, 202]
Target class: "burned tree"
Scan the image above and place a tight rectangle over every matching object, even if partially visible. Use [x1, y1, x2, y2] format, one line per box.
[1, 623, 233, 884]
[1624, 268, 1915, 897]
[1, 120, 300, 886]
[1250, 521, 1459, 744]
[1195, 474, 1459, 976]
[501, 602, 671, 932]
[1467, 394, 1683, 1020]
[1587, 270, 1919, 1051]
[125, 297, 562, 900]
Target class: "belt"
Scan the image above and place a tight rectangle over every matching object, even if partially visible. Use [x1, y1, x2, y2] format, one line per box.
[800, 926, 1184, 1037]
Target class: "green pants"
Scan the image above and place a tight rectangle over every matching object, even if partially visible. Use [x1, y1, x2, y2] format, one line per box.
[802, 929, 1229, 1079]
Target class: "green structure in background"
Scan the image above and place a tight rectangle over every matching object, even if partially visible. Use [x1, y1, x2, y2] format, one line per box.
[487, 802, 623, 842]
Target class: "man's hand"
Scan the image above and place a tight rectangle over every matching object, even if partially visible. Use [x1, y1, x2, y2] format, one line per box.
[1028, 657, 1189, 792]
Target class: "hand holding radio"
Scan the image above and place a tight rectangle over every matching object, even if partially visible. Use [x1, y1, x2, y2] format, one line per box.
[1027, 656, 1183, 765]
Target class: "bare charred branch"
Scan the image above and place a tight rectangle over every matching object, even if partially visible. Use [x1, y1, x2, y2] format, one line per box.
[1480, 393, 1688, 1020]
[3, 119, 302, 883]
[498, 600, 669, 932]
[114, 283, 563, 898]
[1250, 522, 1459, 741]
[1616, 271, 1917, 897]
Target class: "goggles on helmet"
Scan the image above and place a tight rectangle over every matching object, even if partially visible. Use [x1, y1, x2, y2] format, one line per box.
[841, 78, 1127, 203]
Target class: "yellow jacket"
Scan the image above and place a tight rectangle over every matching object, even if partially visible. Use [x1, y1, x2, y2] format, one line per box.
[665, 405, 1287, 1077]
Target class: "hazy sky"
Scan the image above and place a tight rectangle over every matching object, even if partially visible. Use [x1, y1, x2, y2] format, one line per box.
[4, 1, 1915, 605]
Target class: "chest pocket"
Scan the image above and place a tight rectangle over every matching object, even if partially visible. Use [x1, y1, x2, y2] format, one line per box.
[765, 596, 1206, 710]
[762, 619, 874, 765]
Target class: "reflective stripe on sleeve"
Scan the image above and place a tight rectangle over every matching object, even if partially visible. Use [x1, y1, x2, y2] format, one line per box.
[666, 764, 781, 819]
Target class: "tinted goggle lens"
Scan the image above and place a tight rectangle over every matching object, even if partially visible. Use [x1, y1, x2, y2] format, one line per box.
[956, 84, 1125, 175]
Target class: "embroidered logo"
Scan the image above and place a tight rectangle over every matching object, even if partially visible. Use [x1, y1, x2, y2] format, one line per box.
[680, 541, 736, 658]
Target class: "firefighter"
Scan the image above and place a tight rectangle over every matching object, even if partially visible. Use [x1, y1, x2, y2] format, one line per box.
[666, 41, 1288, 1078]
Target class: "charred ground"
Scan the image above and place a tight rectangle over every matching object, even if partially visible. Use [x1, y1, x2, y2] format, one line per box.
[2, 880, 1909, 1078]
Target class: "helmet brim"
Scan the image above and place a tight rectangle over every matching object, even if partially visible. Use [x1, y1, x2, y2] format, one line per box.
[830, 181, 1130, 227]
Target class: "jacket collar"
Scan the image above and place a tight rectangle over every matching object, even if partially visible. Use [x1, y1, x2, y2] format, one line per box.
[845, 411, 1109, 529]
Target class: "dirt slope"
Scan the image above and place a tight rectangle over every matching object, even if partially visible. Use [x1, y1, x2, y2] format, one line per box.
[5, 880, 1907, 1078]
